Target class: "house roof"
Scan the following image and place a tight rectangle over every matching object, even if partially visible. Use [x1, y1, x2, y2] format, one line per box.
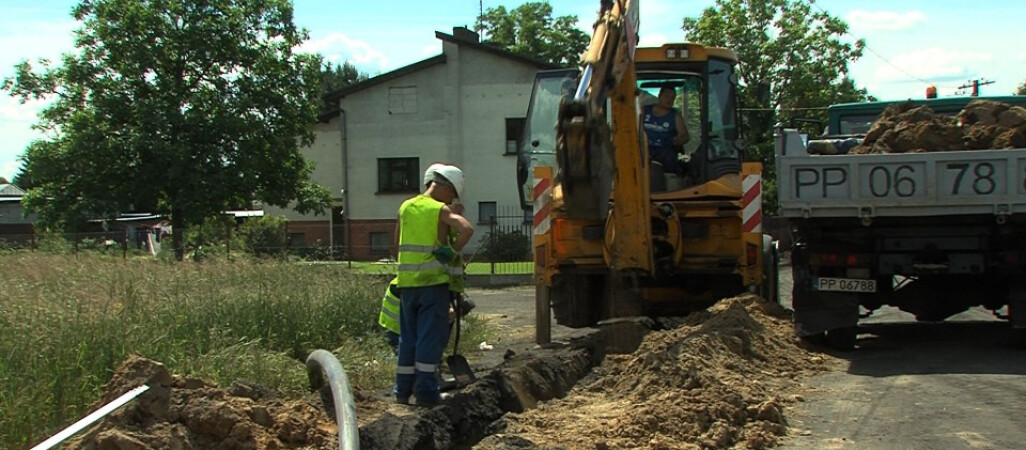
[318, 28, 562, 122]
[0, 183, 25, 197]
[433, 30, 560, 71]
[318, 55, 446, 122]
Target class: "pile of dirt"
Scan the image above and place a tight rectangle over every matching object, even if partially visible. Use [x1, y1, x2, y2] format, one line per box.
[477, 295, 837, 449]
[851, 99, 1026, 154]
[63, 294, 836, 449]
[66, 355, 340, 449]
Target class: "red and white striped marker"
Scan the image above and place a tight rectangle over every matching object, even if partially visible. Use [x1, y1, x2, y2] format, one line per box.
[742, 173, 762, 233]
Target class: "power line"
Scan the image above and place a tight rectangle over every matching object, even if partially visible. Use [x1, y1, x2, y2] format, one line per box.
[803, 0, 954, 91]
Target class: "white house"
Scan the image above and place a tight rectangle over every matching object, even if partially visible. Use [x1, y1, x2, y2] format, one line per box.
[0, 183, 34, 245]
[267, 27, 557, 260]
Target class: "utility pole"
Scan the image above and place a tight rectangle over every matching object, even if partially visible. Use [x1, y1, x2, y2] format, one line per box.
[476, 0, 484, 35]
[956, 78, 995, 97]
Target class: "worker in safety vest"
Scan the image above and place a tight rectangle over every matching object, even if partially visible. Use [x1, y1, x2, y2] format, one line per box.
[393, 164, 473, 406]
[378, 277, 401, 353]
[378, 165, 468, 355]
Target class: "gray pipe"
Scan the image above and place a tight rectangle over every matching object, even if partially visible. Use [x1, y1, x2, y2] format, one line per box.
[306, 349, 359, 449]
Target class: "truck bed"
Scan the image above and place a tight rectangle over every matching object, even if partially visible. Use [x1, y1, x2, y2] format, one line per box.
[776, 129, 1026, 219]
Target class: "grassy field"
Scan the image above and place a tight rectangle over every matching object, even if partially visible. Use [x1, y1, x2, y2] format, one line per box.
[0, 251, 495, 448]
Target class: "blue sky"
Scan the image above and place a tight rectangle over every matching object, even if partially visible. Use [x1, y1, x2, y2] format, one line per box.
[1, 0, 1024, 181]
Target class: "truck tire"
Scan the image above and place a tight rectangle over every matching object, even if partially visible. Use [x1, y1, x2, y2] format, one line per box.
[760, 236, 780, 303]
[826, 326, 857, 351]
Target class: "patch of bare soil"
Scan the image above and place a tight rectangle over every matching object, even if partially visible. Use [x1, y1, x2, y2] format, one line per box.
[66, 293, 838, 449]
[477, 295, 839, 450]
[66, 355, 339, 450]
[850, 99, 1026, 154]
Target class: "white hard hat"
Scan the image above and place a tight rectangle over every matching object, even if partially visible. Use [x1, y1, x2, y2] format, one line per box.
[433, 165, 464, 199]
[423, 163, 445, 189]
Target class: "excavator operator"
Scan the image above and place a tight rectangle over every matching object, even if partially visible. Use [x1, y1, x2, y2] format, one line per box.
[642, 85, 689, 174]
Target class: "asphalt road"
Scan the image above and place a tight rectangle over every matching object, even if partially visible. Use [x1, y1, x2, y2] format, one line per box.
[466, 264, 1026, 450]
[777, 265, 1026, 450]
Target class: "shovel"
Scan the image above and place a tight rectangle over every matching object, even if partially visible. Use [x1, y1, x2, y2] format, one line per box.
[445, 296, 477, 387]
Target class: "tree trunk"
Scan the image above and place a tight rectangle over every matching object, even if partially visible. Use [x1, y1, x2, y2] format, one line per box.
[171, 210, 185, 261]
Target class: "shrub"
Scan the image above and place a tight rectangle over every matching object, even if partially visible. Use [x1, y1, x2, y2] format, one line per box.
[480, 229, 531, 262]
[239, 215, 288, 257]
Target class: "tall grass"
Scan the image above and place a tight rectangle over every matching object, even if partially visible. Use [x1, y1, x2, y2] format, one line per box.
[0, 252, 491, 448]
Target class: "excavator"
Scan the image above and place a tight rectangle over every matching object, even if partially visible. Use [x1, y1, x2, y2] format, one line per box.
[515, 0, 777, 343]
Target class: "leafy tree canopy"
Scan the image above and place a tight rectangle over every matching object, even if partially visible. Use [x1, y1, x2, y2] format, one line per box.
[476, 1, 589, 66]
[684, 0, 867, 127]
[2, 0, 332, 260]
[1017, 79, 1026, 95]
[683, 0, 868, 211]
[319, 61, 368, 112]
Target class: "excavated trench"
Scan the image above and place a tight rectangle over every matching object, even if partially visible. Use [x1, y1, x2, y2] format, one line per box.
[68, 294, 835, 449]
[356, 321, 645, 450]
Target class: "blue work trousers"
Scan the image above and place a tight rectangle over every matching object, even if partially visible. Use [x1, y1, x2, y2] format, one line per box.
[394, 283, 451, 403]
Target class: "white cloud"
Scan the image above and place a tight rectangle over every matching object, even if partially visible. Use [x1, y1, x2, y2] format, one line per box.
[639, 33, 668, 48]
[419, 43, 441, 59]
[872, 47, 989, 85]
[298, 32, 389, 71]
[1, 159, 23, 181]
[846, 10, 926, 32]
[0, 20, 77, 69]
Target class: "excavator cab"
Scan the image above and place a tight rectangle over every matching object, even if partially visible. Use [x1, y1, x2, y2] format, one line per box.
[634, 53, 743, 191]
[517, 69, 580, 210]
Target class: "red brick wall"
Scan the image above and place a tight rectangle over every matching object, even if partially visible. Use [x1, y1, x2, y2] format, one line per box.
[286, 220, 330, 247]
[285, 218, 398, 261]
[348, 219, 397, 261]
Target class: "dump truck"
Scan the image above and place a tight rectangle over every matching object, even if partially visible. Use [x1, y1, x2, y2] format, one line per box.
[777, 97, 1026, 349]
[516, 0, 775, 344]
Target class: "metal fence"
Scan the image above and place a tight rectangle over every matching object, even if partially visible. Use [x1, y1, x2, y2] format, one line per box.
[472, 205, 533, 275]
[0, 205, 538, 275]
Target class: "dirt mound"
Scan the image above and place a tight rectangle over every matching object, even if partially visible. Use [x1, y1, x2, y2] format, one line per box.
[66, 355, 338, 449]
[61, 294, 836, 449]
[851, 100, 1026, 154]
[477, 295, 836, 449]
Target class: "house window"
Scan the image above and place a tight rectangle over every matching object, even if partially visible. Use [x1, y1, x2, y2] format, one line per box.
[369, 232, 391, 254]
[389, 86, 418, 114]
[378, 158, 419, 193]
[478, 201, 497, 225]
[506, 118, 525, 155]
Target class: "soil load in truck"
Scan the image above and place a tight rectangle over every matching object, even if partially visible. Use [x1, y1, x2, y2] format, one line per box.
[778, 98, 1026, 350]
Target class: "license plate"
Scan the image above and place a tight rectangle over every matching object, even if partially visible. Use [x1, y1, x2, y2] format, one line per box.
[815, 277, 877, 293]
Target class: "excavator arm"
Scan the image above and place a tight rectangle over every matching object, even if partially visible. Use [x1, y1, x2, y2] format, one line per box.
[556, 0, 653, 274]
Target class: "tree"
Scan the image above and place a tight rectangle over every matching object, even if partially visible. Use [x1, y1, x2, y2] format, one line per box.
[11, 166, 34, 190]
[1017, 79, 1026, 95]
[321, 61, 367, 93]
[3, 0, 331, 260]
[683, 0, 868, 210]
[319, 61, 367, 112]
[476, 2, 589, 66]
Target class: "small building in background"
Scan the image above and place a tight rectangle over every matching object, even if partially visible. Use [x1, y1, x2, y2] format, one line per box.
[0, 183, 34, 246]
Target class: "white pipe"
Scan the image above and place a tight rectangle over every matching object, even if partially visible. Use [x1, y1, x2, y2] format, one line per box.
[307, 349, 359, 449]
[31, 385, 150, 450]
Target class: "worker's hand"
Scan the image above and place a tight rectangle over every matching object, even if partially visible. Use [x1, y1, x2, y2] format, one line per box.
[449, 202, 465, 215]
[433, 245, 456, 264]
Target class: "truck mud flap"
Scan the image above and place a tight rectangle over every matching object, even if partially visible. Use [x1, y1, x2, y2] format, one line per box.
[792, 291, 859, 337]
[1010, 285, 1026, 330]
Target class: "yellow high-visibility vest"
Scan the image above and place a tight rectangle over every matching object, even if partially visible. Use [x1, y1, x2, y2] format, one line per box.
[396, 195, 450, 288]
[378, 277, 401, 334]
